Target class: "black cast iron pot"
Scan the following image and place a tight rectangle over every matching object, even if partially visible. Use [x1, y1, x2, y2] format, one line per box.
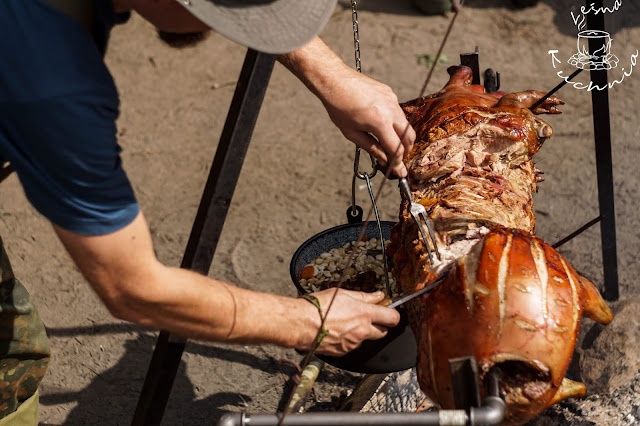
[290, 221, 417, 374]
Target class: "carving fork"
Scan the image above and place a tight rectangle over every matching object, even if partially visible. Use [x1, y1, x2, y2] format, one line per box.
[399, 178, 441, 265]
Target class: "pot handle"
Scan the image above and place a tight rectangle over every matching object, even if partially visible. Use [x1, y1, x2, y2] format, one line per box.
[346, 205, 363, 224]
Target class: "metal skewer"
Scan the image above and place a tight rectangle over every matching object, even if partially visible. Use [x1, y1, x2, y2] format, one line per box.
[552, 216, 602, 249]
[530, 68, 582, 111]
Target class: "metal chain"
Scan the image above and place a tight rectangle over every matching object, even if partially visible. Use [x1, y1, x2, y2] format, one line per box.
[349, 1, 389, 295]
[351, 0, 377, 183]
[351, 1, 361, 73]
[350, 0, 377, 218]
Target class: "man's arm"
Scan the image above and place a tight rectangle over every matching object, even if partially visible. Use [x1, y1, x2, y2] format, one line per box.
[53, 212, 400, 356]
[278, 37, 416, 178]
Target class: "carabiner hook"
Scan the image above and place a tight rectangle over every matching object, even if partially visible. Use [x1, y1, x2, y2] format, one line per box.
[353, 147, 377, 180]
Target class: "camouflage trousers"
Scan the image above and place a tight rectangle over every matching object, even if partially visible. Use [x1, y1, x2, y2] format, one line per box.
[0, 237, 50, 420]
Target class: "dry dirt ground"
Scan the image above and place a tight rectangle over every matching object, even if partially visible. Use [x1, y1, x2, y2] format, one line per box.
[0, 0, 639, 425]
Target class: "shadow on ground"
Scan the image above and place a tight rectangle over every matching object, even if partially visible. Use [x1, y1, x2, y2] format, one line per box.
[40, 324, 360, 425]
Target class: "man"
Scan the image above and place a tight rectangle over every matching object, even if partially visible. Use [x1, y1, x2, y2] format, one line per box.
[0, 0, 416, 422]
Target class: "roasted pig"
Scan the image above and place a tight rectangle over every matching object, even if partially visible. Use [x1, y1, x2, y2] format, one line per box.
[388, 66, 613, 425]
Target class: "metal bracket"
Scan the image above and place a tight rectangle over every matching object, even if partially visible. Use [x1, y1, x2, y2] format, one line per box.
[449, 356, 481, 410]
[483, 69, 500, 93]
[460, 46, 481, 85]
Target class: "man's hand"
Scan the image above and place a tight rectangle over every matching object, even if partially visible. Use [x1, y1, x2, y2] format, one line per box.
[279, 37, 416, 178]
[322, 71, 416, 178]
[301, 288, 400, 357]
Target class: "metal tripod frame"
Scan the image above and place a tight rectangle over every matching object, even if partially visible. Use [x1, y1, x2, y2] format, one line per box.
[133, 3, 620, 418]
[586, 0, 619, 301]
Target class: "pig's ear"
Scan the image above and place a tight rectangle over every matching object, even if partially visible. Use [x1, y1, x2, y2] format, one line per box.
[578, 274, 613, 325]
[549, 378, 586, 405]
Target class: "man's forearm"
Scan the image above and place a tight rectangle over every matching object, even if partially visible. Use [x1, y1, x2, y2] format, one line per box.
[118, 264, 317, 349]
[53, 213, 398, 356]
[108, 263, 396, 356]
[53, 214, 317, 349]
[278, 37, 351, 104]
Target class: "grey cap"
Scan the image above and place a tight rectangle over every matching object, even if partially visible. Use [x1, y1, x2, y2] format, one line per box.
[176, 0, 338, 54]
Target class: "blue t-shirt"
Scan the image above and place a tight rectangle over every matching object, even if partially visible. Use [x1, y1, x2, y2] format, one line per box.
[0, 0, 139, 235]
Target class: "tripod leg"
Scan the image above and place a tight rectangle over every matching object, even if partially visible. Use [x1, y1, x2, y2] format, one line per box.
[131, 49, 277, 425]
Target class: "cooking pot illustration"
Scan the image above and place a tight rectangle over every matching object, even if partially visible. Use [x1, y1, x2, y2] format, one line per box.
[568, 30, 620, 70]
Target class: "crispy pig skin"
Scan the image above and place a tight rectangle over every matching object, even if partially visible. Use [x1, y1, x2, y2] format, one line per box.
[388, 66, 612, 425]
[414, 228, 612, 425]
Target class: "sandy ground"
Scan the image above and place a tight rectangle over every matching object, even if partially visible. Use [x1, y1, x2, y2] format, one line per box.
[0, 0, 639, 424]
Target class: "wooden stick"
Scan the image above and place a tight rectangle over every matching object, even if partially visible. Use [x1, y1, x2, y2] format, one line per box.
[287, 356, 325, 414]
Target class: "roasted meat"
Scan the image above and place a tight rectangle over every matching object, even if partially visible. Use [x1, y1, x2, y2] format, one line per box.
[388, 66, 613, 425]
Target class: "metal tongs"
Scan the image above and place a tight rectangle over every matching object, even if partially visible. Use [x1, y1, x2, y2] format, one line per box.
[399, 178, 441, 265]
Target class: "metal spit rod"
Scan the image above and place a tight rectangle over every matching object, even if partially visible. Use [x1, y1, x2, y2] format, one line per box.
[217, 370, 505, 426]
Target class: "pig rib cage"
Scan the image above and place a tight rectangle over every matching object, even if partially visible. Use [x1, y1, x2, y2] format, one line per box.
[132, 2, 620, 424]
